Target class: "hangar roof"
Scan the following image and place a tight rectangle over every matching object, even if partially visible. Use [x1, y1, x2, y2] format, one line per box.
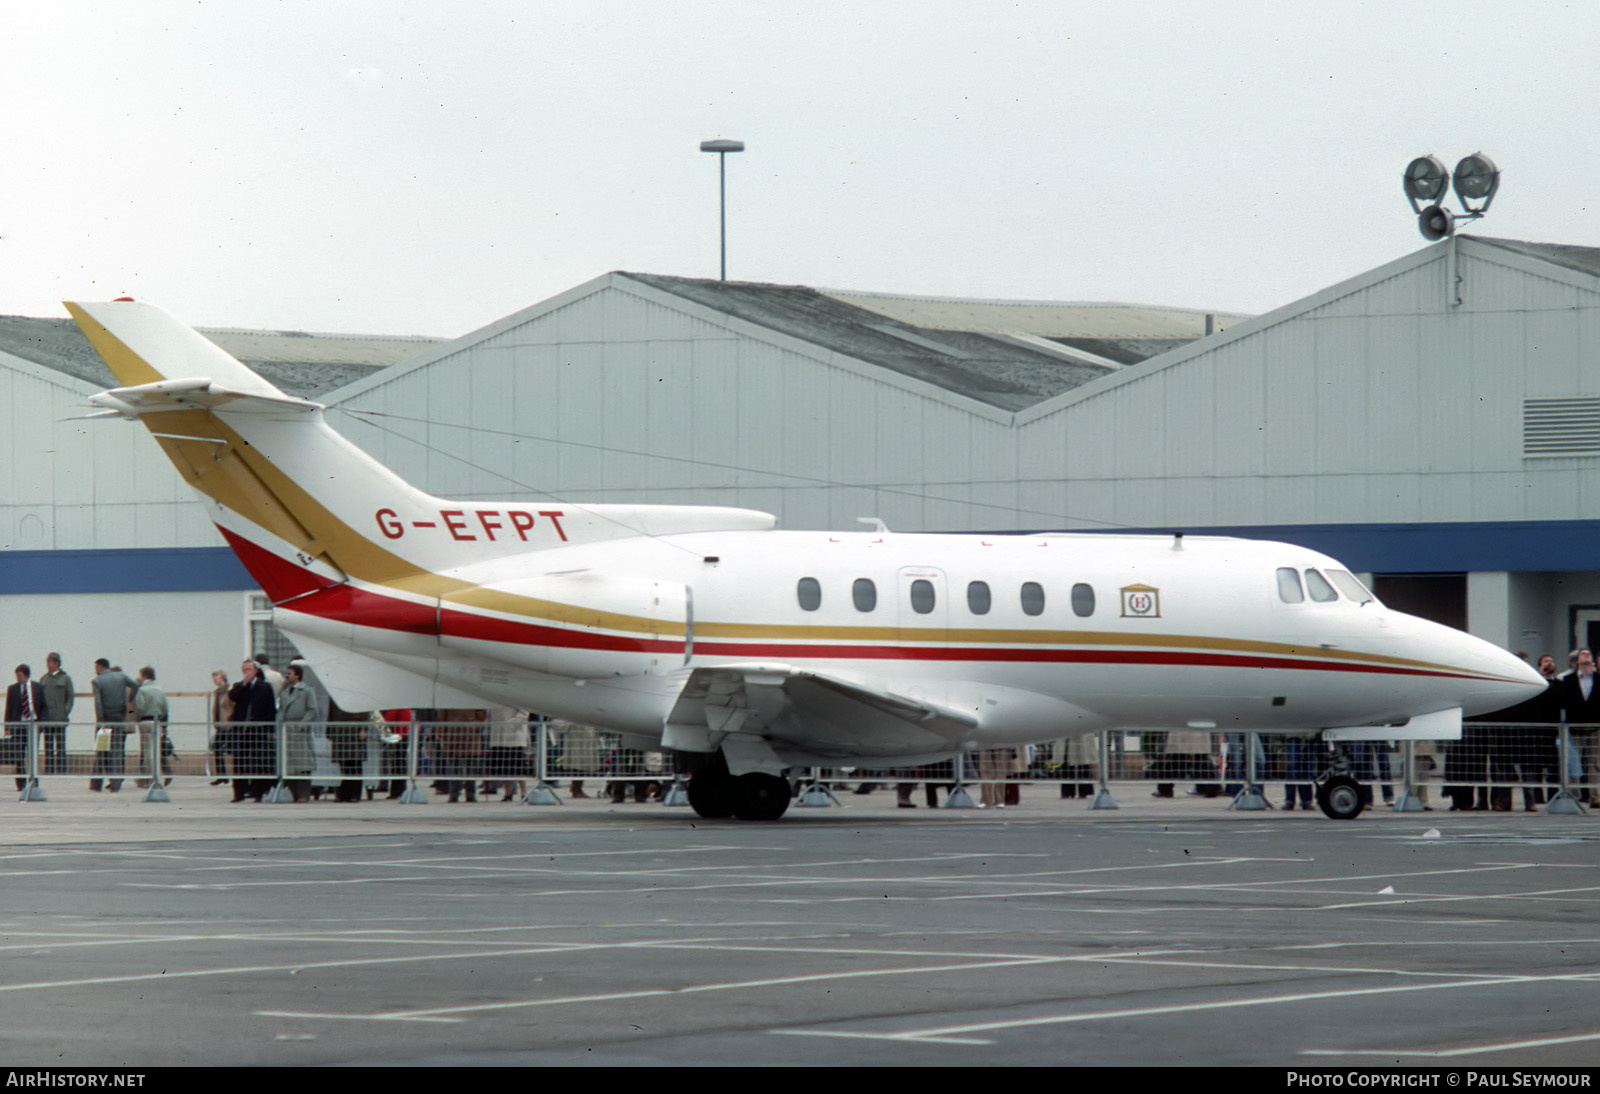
[0, 315, 444, 399]
[1471, 235, 1600, 279]
[1, 277, 1247, 413]
[626, 273, 1237, 411]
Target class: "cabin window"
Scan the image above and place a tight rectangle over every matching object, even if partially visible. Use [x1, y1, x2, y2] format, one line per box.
[852, 578, 877, 612]
[1326, 569, 1376, 604]
[967, 580, 991, 615]
[1071, 582, 1095, 617]
[909, 579, 936, 614]
[1276, 567, 1305, 603]
[796, 577, 822, 611]
[1304, 568, 1339, 602]
[1020, 581, 1046, 616]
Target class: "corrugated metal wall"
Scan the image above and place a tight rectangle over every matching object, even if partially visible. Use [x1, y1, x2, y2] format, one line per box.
[1, 355, 214, 552]
[1026, 240, 1600, 531]
[328, 250, 1600, 537]
[329, 276, 1028, 533]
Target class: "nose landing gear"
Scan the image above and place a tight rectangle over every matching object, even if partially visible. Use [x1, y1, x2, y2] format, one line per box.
[1313, 748, 1365, 820]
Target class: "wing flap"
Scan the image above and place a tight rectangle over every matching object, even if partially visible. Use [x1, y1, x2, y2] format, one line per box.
[665, 663, 977, 760]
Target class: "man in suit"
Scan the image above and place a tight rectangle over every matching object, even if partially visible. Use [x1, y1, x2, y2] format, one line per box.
[6, 664, 49, 790]
[229, 658, 278, 802]
[1559, 648, 1600, 804]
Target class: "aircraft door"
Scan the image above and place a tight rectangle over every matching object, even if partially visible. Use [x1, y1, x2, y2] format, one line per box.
[895, 566, 950, 646]
[894, 567, 951, 709]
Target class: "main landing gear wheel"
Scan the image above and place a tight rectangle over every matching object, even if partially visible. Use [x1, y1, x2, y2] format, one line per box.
[687, 768, 736, 819]
[1316, 775, 1364, 820]
[731, 772, 791, 821]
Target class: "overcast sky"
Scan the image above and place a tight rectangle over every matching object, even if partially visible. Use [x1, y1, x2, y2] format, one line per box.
[5, 1, 1596, 336]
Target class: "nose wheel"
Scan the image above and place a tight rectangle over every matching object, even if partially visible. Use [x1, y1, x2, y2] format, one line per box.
[1315, 774, 1365, 820]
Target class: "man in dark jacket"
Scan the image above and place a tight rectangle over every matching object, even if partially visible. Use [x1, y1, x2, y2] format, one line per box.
[1558, 649, 1600, 804]
[5, 665, 48, 790]
[229, 659, 278, 802]
[88, 659, 136, 792]
[1480, 653, 1562, 810]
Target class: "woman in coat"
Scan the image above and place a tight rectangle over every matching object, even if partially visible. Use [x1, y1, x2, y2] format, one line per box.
[278, 663, 318, 803]
[209, 670, 236, 785]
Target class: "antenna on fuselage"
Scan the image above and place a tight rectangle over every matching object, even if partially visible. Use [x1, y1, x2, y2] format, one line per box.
[857, 517, 890, 534]
[1172, 532, 1185, 551]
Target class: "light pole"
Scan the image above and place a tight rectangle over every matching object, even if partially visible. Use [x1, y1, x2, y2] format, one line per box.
[699, 138, 744, 281]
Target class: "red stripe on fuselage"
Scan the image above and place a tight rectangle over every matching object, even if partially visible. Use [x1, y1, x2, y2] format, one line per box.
[438, 607, 678, 655]
[217, 525, 342, 603]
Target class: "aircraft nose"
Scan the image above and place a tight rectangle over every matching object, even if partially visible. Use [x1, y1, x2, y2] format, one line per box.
[1461, 641, 1548, 716]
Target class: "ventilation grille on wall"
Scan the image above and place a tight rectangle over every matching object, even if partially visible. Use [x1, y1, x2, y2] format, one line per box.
[1525, 397, 1600, 456]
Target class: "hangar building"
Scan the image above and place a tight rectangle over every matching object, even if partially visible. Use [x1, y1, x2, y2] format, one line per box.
[6, 234, 1599, 721]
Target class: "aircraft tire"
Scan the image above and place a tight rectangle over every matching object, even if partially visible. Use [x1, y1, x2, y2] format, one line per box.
[732, 773, 792, 821]
[1316, 775, 1365, 820]
[687, 770, 736, 819]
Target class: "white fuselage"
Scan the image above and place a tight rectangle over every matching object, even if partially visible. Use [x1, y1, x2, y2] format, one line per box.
[277, 527, 1540, 765]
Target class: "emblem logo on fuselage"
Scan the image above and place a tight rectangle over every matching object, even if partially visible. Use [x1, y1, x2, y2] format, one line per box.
[1121, 583, 1161, 618]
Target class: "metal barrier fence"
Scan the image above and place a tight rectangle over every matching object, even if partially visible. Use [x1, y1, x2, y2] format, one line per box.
[2, 718, 1594, 812]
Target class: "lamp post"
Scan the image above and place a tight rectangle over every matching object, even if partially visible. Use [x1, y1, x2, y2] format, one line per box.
[699, 138, 744, 281]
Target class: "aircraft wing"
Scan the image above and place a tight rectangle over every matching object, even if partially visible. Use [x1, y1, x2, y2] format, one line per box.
[663, 663, 979, 767]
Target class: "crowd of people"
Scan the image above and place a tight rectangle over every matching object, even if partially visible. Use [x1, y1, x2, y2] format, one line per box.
[1448, 647, 1598, 810]
[2, 648, 1596, 809]
[0, 654, 172, 793]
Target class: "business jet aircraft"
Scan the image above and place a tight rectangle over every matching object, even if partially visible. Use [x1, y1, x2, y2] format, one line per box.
[67, 299, 1544, 820]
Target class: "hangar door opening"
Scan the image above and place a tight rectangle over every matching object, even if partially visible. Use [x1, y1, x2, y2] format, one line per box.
[1370, 574, 1467, 631]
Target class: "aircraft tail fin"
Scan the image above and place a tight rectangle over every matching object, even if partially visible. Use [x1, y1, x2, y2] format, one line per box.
[69, 299, 781, 606]
[67, 299, 443, 601]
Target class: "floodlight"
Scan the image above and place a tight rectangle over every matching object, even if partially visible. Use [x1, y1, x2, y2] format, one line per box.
[1452, 153, 1500, 211]
[1403, 155, 1449, 208]
[699, 138, 746, 280]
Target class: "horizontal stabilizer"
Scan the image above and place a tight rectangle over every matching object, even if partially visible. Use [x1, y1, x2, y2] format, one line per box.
[87, 378, 323, 418]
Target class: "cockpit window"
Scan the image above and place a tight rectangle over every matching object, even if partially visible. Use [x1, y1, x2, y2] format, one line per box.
[1276, 567, 1305, 603]
[1303, 568, 1338, 602]
[1326, 569, 1377, 604]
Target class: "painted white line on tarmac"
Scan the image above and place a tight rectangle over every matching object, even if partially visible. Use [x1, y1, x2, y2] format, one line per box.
[1308, 883, 1600, 910]
[0, 934, 771, 995]
[254, 954, 1079, 1023]
[1304, 1029, 1600, 1057]
[769, 973, 1559, 1044]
